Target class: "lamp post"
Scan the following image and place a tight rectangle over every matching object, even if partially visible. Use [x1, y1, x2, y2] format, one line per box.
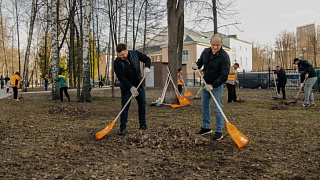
[299, 47, 306, 59]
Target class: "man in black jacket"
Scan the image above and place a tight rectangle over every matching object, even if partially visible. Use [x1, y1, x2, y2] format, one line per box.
[293, 58, 317, 107]
[114, 43, 151, 135]
[275, 66, 287, 100]
[192, 34, 230, 140]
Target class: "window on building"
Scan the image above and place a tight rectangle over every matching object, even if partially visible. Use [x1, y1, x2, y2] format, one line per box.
[240, 57, 242, 66]
[246, 58, 248, 66]
[182, 50, 189, 63]
[240, 46, 242, 51]
[246, 48, 247, 52]
[157, 56, 162, 62]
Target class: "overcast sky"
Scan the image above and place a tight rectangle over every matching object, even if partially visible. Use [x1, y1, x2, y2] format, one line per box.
[227, 0, 320, 45]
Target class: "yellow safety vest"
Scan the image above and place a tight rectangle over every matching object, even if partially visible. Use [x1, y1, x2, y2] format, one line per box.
[178, 72, 183, 85]
[227, 66, 237, 81]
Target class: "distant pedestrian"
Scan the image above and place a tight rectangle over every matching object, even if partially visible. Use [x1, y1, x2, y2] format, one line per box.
[99, 75, 104, 88]
[6, 80, 11, 93]
[11, 72, 21, 101]
[226, 63, 239, 103]
[178, 68, 184, 94]
[90, 78, 93, 92]
[54, 72, 70, 102]
[4, 75, 10, 83]
[275, 66, 287, 100]
[44, 75, 49, 91]
[0, 75, 4, 89]
[293, 58, 317, 107]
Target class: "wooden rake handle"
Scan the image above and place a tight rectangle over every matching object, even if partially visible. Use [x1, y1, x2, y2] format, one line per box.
[113, 74, 147, 123]
[195, 69, 230, 123]
[295, 75, 309, 99]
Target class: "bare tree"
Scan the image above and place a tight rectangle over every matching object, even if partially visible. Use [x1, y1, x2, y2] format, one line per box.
[275, 31, 296, 69]
[79, 0, 92, 102]
[51, 0, 60, 99]
[165, 0, 184, 104]
[22, 0, 39, 92]
[0, 4, 9, 75]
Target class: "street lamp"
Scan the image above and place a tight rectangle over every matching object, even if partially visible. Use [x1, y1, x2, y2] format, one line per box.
[300, 47, 306, 59]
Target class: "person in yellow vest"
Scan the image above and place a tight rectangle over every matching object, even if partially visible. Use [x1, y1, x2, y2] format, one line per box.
[178, 68, 184, 94]
[226, 63, 239, 103]
[11, 72, 21, 101]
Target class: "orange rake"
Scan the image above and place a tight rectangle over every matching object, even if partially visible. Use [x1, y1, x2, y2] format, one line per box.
[167, 67, 192, 108]
[96, 74, 147, 140]
[196, 69, 248, 149]
[183, 83, 193, 97]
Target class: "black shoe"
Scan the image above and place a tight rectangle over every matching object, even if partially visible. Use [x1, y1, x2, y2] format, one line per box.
[196, 128, 212, 135]
[68, 99, 70, 102]
[118, 129, 126, 135]
[212, 132, 223, 140]
[140, 124, 148, 130]
[281, 97, 286, 100]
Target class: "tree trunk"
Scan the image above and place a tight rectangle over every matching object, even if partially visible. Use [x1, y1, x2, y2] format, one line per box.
[165, 0, 184, 104]
[15, 0, 21, 74]
[80, 0, 92, 102]
[143, 0, 148, 54]
[132, 0, 136, 49]
[0, 5, 8, 76]
[125, 0, 128, 45]
[69, 0, 76, 88]
[212, 0, 217, 34]
[22, 0, 38, 92]
[51, 0, 60, 99]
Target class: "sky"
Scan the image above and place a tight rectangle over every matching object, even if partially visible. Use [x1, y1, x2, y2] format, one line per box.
[219, 0, 320, 45]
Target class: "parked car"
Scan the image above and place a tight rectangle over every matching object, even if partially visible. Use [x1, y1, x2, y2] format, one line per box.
[238, 72, 275, 89]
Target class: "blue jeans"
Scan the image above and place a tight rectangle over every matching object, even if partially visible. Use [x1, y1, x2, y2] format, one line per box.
[45, 83, 48, 91]
[120, 85, 146, 130]
[201, 84, 224, 132]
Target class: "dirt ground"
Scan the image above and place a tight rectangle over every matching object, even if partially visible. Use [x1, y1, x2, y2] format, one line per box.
[0, 87, 319, 179]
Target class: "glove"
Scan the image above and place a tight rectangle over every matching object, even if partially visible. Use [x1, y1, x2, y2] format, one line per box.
[204, 84, 213, 92]
[192, 62, 198, 70]
[144, 67, 151, 76]
[236, 80, 239, 84]
[130, 86, 139, 97]
[305, 73, 309, 79]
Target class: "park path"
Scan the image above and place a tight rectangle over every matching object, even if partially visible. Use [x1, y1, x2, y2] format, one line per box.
[0, 86, 114, 99]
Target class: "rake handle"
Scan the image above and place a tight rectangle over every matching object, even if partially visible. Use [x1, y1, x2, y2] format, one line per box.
[195, 69, 229, 123]
[113, 74, 147, 123]
[167, 67, 182, 96]
[273, 73, 279, 95]
[295, 75, 308, 99]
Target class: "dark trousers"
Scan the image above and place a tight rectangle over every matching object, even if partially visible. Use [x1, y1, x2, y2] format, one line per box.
[59, 87, 70, 101]
[226, 83, 237, 102]
[99, 81, 103, 88]
[178, 85, 182, 94]
[120, 85, 146, 130]
[277, 82, 286, 98]
[7, 88, 9, 93]
[45, 83, 48, 91]
[13, 87, 18, 99]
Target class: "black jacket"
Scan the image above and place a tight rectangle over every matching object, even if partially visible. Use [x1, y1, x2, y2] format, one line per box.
[196, 47, 230, 88]
[276, 68, 287, 84]
[298, 60, 316, 82]
[114, 50, 151, 91]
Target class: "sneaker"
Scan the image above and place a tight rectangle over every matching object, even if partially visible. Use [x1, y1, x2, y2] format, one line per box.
[301, 103, 310, 107]
[228, 101, 235, 103]
[281, 97, 286, 100]
[118, 129, 126, 135]
[196, 128, 212, 135]
[310, 103, 316, 107]
[212, 132, 224, 140]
